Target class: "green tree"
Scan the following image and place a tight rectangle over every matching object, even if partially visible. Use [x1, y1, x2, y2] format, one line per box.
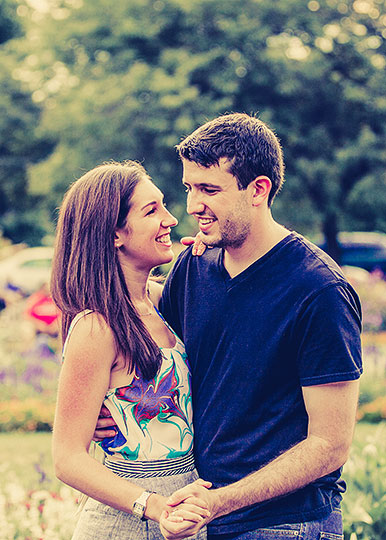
[0, 0, 54, 245]
[23, 0, 386, 254]
[0, 0, 21, 43]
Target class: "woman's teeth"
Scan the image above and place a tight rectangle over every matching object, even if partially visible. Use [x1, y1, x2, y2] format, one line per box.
[156, 234, 170, 244]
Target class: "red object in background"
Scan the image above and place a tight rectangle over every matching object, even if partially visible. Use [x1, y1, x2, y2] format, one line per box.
[24, 288, 60, 332]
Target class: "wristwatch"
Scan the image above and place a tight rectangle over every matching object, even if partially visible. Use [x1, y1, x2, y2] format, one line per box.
[132, 490, 154, 520]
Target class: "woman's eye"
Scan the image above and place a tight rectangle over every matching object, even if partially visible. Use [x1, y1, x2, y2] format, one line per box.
[146, 208, 156, 216]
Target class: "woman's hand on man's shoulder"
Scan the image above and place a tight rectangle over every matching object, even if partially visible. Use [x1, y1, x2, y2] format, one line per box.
[180, 233, 210, 256]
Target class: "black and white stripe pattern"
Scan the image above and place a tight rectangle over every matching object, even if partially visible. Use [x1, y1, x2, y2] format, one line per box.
[104, 451, 195, 478]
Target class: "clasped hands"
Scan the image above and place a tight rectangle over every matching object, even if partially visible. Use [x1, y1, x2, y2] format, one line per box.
[95, 412, 217, 540]
[159, 478, 216, 540]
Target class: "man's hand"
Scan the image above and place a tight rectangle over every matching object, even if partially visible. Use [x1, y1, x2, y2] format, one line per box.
[160, 479, 216, 539]
[180, 233, 209, 256]
[93, 405, 117, 441]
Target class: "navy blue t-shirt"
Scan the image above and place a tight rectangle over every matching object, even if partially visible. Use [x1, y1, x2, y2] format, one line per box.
[160, 232, 362, 535]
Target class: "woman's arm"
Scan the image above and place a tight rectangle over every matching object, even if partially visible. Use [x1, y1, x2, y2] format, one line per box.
[52, 312, 165, 520]
[53, 312, 209, 524]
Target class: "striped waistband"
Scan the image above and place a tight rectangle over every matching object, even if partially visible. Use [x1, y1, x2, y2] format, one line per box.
[104, 451, 195, 479]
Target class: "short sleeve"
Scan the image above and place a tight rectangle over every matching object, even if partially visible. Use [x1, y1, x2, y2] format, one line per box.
[293, 283, 362, 386]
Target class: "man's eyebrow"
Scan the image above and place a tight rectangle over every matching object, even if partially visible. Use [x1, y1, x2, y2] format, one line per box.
[182, 182, 221, 189]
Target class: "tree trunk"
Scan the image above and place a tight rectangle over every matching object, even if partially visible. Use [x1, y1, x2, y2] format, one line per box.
[323, 213, 342, 265]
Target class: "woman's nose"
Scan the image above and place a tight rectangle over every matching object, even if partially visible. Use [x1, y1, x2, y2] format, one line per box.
[162, 208, 178, 228]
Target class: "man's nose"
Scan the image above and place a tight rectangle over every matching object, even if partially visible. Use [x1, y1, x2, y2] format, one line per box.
[186, 191, 205, 215]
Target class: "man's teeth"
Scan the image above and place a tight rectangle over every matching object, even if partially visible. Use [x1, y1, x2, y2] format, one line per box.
[199, 218, 215, 224]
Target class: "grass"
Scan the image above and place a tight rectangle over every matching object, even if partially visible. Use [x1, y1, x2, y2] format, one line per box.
[0, 431, 62, 492]
[0, 421, 383, 492]
[0, 422, 384, 540]
[348, 421, 386, 451]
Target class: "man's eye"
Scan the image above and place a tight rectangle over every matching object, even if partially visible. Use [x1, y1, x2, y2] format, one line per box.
[202, 188, 217, 195]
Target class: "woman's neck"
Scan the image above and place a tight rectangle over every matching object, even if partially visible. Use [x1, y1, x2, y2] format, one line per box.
[118, 259, 152, 306]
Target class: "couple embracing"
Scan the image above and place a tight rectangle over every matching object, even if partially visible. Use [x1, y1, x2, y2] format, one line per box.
[51, 113, 362, 540]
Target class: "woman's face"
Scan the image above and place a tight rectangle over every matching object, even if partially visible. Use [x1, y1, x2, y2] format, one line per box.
[115, 178, 178, 270]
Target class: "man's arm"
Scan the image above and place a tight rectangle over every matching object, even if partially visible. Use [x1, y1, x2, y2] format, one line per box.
[166, 379, 359, 532]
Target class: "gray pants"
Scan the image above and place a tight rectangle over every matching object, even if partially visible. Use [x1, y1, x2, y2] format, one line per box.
[71, 469, 207, 540]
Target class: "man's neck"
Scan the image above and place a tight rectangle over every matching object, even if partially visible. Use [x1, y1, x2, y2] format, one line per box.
[223, 221, 290, 279]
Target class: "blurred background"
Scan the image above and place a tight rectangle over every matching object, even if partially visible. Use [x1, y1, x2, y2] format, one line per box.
[0, 0, 385, 538]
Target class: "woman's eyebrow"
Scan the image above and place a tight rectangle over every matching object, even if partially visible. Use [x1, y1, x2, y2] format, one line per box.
[140, 197, 164, 211]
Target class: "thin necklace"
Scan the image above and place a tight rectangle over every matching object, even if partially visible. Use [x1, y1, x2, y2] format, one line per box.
[138, 307, 154, 316]
[135, 297, 154, 317]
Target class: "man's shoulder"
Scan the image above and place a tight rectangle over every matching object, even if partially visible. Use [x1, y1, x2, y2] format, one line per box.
[171, 244, 221, 275]
[278, 232, 361, 309]
[289, 232, 348, 286]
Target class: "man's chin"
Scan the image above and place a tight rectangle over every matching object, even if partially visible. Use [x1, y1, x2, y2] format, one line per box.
[203, 238, 223, 249]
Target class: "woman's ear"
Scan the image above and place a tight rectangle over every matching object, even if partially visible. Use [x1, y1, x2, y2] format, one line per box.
[114, 230, 123, 249]
[249, 176, 272, 207]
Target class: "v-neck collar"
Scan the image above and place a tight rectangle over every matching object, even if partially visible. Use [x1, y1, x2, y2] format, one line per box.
[218, 232, 296, 289]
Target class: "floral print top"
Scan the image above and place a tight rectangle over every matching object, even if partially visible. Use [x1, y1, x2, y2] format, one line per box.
[63, 309, 193, 462]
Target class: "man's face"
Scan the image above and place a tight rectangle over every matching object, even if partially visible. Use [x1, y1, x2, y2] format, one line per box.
[182, 158, 252, 249]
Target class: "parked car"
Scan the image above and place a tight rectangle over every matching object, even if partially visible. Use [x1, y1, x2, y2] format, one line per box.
[317, 232, 386, 274]
[0, 246, 53, 297]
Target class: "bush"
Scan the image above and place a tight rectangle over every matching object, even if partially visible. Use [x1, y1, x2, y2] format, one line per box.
[0, 298, 60, 432]
[343, 424, 386, 540]
[357, 396, 386, 423]
[0, 483, 78, 539]
[343, 268, 386, 333]
[0, 398, 55, 432]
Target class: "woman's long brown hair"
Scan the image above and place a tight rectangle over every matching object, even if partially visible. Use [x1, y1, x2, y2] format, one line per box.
[50, 160, 162, 380]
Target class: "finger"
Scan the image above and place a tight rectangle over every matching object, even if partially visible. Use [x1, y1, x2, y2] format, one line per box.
[166, 513, 185, 523]
[93, 428, 117, 440]
[100, 405, 112, 417]
[167, 487, 191, 507]
[160, 514, 192, 536]
[171, 497, 210, 514]
[172, 502, 210, 518]
[195, 478, 212, 488]
[96, 416, 117, 429]
[166, 513, 184, 523]
[168, 510, 204, 524]
[180, 236, 195, 246]
[194, 242, 206, 256]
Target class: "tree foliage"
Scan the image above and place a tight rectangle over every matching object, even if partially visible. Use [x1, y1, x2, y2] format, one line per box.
[0, 0, 21, 44]
[0, 0, 54, 245]
[6, 0, 386, 251]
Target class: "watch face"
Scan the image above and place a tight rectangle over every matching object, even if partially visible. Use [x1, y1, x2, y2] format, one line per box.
[133, 501, 145, 518]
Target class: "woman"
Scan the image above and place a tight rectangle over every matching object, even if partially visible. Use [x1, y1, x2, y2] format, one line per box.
[51, 161, 209, 540]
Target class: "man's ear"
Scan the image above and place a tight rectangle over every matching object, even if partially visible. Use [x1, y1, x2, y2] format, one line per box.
[249, 176, 272, 207]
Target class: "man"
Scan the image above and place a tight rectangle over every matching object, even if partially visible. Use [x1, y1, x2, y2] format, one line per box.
[98, 113, 362, 539]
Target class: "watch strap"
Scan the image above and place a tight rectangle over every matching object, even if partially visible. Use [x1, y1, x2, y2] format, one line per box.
[132, 490, 154, 520]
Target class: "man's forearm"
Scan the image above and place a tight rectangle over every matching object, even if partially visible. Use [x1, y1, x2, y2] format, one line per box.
[211, 433, 348, 519]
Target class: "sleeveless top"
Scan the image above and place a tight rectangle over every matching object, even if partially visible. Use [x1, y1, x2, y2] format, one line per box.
[62, 308, 194, 462]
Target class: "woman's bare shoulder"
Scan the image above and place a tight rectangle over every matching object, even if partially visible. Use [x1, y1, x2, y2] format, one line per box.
[65, 311, 116, 364]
